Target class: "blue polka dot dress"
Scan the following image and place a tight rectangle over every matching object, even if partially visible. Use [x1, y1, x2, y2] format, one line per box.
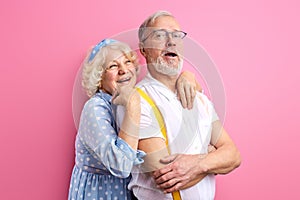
[68, 91, 145, 200]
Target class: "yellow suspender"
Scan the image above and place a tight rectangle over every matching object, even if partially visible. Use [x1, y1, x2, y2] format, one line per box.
[136, 88, 182, 200]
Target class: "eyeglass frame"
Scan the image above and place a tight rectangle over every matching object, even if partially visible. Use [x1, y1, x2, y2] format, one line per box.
[141, 29, 187, 43]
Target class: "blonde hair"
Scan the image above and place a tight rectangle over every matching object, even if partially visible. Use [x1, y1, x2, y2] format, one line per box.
[81, 41, 139, 97]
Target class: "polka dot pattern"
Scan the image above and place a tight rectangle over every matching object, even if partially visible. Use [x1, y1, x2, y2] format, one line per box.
[68, 91, 145, 200]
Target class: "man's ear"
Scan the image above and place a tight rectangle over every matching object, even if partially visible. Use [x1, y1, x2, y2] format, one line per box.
[139, 43, 146, 57]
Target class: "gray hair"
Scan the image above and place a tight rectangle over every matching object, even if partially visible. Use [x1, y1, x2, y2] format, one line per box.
[81, 41, 139, 97]
[138, 10, 174, 43]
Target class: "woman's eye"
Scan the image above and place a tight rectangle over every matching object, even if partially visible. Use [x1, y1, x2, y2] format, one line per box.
[108, 65, 118, 70]
[125, 60, 132, 64]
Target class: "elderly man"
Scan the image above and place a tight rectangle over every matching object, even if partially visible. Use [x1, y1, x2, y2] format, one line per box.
[118, 11, 241, 200]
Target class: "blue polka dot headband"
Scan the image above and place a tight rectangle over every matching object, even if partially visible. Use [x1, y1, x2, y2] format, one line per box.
[88, 39, 117, 62]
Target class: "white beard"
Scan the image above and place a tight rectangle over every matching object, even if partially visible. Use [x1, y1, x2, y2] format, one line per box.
[150, 56, 183, 76]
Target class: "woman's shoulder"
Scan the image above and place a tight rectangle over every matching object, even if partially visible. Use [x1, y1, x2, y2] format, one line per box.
[83, 92, 111, 110]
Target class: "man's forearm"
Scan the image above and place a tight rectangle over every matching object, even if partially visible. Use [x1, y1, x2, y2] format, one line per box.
[198, 143, 241, 175]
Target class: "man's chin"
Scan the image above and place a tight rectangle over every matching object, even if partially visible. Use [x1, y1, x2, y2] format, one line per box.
[155, 65, 181, 76]
[149, 56, 183, 76]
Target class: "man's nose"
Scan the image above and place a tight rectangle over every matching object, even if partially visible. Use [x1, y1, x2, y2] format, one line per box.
[166, 34, 176, 47]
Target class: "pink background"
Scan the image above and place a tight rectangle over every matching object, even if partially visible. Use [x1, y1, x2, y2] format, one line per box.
[1, 0, 299, 199]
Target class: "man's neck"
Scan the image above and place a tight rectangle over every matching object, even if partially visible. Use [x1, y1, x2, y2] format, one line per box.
[148, 68, 178, 93]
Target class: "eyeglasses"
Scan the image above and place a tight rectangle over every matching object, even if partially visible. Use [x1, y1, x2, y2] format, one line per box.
[142, 29, 187, 42]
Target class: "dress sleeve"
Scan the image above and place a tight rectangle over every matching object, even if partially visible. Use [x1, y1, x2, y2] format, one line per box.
[78, 97, 145, 178]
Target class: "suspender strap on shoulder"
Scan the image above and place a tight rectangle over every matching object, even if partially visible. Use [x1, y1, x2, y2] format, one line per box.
[136, 88, 182, 200]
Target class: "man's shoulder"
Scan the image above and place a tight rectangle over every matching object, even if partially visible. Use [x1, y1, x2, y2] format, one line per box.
[196, 92, 213, 105]
[136, 75, 156, 88]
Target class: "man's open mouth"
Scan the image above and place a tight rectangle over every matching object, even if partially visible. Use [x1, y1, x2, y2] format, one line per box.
[164, 52, 178, 57]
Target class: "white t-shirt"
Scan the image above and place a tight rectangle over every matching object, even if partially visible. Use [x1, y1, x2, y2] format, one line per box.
[117, 73, 219, 200]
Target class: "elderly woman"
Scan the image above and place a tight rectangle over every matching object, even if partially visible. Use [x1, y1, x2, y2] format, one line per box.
[68, 39, 198, 200]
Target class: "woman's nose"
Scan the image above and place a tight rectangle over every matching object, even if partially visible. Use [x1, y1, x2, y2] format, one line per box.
[118, 64, 128, 74]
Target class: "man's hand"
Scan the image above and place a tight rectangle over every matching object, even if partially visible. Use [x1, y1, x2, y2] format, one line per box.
[152, 154, 208, 193]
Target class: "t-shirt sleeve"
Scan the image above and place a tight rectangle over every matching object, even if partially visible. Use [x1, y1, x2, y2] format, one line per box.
[197, 93, 221, 145]
[139, 97, 166, 140]
[208, 100, 221, 145]
[117, 97, 165, 140]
